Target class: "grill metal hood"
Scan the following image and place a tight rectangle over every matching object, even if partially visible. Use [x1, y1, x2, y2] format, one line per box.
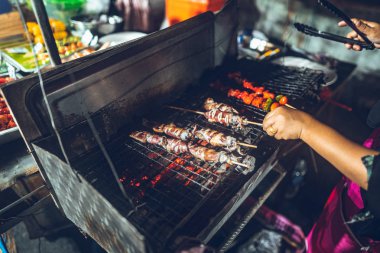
[2, 2, 237, 147]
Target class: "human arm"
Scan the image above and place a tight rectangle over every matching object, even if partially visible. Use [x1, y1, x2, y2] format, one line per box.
[263, 107, 379, 190]
[338, 18, 380, 51]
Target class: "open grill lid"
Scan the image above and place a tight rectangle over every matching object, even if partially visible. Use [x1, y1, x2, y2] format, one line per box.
[1, 1, 238, 149]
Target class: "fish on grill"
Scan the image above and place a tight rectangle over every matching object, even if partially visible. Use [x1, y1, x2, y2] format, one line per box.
[203, 97, 239, 114]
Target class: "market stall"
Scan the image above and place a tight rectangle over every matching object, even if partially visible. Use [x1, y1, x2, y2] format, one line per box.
[1, 0, 379, 253]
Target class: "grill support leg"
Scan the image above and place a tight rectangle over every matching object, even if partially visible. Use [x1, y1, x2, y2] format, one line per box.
[219, 165, 286, 252]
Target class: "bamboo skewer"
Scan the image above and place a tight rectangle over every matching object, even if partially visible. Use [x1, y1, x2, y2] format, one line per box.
[237, 142, 258, 149]
[153, 122, 258, 150]
[166, 105, 204, 115]
[245, 121, 263, 127]
[166, 106, 263, 127]
[285, 104, 297, 110]
[231, 161, 251, 169]
[131, 131, 253, 169]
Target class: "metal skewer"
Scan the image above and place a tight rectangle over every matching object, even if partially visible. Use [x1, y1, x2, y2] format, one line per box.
[237, 142, 258, 149]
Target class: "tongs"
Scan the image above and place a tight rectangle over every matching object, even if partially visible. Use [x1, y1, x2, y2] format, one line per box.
[294, 0, 375, 50]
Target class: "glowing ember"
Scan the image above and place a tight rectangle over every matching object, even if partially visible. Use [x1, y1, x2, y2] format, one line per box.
[148, 153, 159, 159]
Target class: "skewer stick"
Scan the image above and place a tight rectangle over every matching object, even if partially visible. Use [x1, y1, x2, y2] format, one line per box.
[285, 104, 297, 110]
[167, 105, 263, 127]
[231, 161, 250, 169]
[237, 142, 258, 149]
[245, 121, 263, 127]
[166, 105, 204, 115]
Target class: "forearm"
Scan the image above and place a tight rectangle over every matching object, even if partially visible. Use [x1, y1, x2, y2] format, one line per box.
[301, 116, 379, 190]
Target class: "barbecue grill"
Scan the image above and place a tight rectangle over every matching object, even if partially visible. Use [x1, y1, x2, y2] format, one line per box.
[1, 1, 325, 252]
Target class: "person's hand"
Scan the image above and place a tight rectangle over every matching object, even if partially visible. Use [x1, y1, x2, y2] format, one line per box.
[262, 107, 313, 140]
[338, 18, 380, 51]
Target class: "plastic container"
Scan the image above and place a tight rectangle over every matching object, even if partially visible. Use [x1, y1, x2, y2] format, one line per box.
[166, 0, 225, 25]
[44, 0, 86, 25]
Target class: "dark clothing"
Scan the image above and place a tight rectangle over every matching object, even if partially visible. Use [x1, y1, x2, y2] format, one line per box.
[356, 101, 380, 240]
[306, 103, 380, 252]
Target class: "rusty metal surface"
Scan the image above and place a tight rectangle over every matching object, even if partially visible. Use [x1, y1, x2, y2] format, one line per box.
[33, 144, 146, 253]
[0, 140, 38, 191]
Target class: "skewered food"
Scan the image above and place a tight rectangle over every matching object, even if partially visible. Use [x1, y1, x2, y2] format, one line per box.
[167, 105, 262, 129]
[204, 109, 247, 129]
[187, 144, 255, 171]
[0, 79, 17, 131]
[153, 123, 192, 141]
[153, 123, 257, 152]
[187, 144, 233, 164]
[130, 131, 188, 154]
[130, 131, 255, 170]
[150, 124, 238, 151]
[275, 95, 288, 105]
[130, 131, 164, 145]
[203, 98, 239, 114]
[191, 125, 238, 151]
[166, 139, 189, 154]
[226, 73, 296, 110]
[228, 88, 289, 112]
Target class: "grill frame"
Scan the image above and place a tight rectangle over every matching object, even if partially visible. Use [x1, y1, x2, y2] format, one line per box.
[28, 58, 324, 252]
[1, 1, 326, 252]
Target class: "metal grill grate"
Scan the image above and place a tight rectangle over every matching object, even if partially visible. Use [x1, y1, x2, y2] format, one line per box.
[72, 61, 324, 250]
[260, 66, 322, 98]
